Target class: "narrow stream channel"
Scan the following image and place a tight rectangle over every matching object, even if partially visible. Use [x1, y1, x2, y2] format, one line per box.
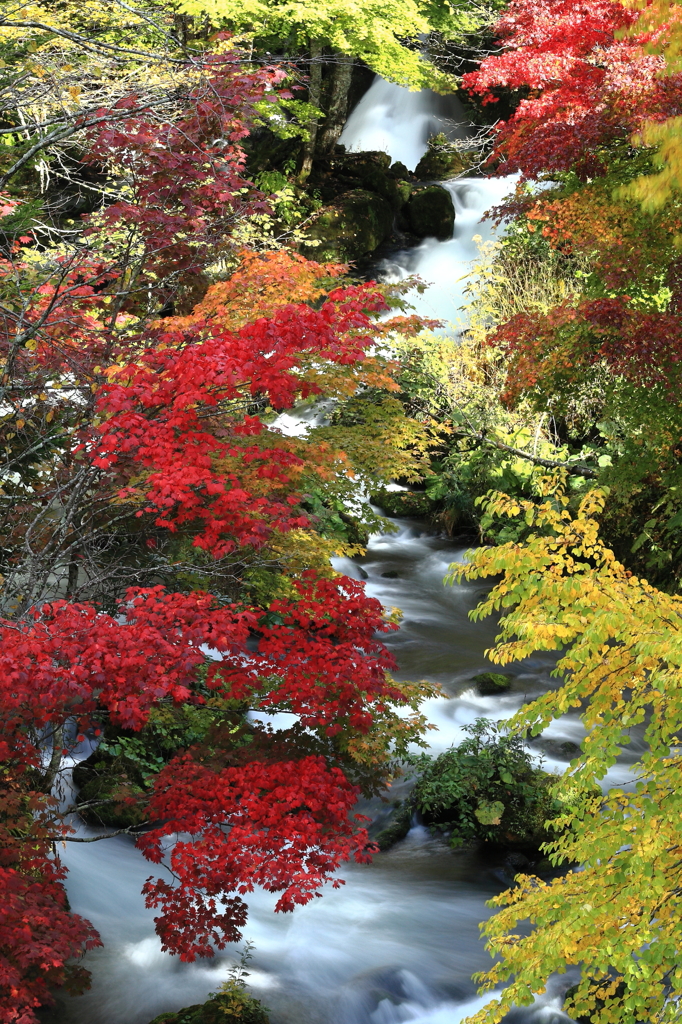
[60, 78, 614, 1024]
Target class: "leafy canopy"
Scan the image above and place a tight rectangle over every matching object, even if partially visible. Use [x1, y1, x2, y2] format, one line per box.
[178, 0, 484, 89]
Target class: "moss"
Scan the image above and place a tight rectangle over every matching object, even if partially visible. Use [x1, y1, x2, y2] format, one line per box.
[301, 188, 393, 261]
[470, 672, 513, 696]
[373, 801, 414, 851]
[414, 134, 474, 181]
[371, 488, 435, 518]
[403, 185, 455, 240]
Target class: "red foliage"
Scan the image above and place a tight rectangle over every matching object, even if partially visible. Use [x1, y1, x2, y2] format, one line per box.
[494, 296, 682, 406]
[0, 580, 397, 990]
[463, 0, 682, 178]
[83, 52, 289, 278]
[0, 780, 101, 1024]
[0, 48, 426, 1023]
[91, 283, 389, 555]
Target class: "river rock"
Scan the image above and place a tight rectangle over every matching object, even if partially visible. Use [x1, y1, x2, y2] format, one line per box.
[301, 188, 393, 262]
[414, 139, 471, 181]
[403, 185, 455, 240]
[320, 150, 406, 208]
[471, 672, 513, 696]
[373, 801, 414, 851]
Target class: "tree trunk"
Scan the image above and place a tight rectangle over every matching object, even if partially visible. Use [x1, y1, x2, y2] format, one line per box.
[317, 54, 355, 156]
[299, 39, 323, 181]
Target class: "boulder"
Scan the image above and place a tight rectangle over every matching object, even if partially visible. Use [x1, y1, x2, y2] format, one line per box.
[414, 133, 474, 181]
[301, 189, 393, 262]
[325, 150, 404, 207]
[389, 160, 411, 180]
[373, 801, 414, 851]
[471, 672, 513, 696]
[403, 185, 455, 240]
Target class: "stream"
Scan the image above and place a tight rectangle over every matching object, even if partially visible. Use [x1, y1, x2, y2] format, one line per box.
[59, 78, 619, 1024]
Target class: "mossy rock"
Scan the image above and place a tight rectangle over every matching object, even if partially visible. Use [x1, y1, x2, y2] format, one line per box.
[389, 160, 411, 180]
[403, 185, 455, 240]
[414, 133, 475, 181]
[335, 152, 401, 205]
[147, 989, 269, 1024]
[301, 188, 393, 261]
[373, 801, 414, 851]
[471, 672, 513, 696]
[371, 488, 435, 518]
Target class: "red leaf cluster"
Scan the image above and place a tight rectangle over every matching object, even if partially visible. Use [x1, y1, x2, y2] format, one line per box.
[494, 296, 682, 406]
[463, 0, 682, 178]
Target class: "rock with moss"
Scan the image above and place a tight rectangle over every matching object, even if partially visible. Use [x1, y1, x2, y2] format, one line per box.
[403, 185, 455, 240]
[470, 672, 513, 696]
[414, 133, 474, 181]
[372, 801, 414, 851]
[147, 986, 269, 1024]
[301, 188, 393, 262]
[371, 487, 435, 518]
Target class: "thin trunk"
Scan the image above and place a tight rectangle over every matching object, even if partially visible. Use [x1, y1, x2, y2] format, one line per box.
[317, 54, 355, 156]
[298, 39, 323, 181]
[42, 723, 63, 794]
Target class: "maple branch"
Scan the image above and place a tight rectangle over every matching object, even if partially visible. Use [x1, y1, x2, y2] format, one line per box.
[0, 104, 173, 188]
[57, 826, 145, 842]
[467, 430, 599, 479]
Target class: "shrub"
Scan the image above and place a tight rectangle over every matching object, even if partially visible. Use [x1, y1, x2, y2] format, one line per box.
[412, 719, 560, 850]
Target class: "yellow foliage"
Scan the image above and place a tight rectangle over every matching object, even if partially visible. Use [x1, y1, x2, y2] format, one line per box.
[445, 481, 682, 1023]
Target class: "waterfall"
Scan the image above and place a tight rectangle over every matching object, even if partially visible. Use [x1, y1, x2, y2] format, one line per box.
[338, 78, 469, 171]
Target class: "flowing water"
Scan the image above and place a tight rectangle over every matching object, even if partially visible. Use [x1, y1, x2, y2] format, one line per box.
[60, 79, 619, 1024]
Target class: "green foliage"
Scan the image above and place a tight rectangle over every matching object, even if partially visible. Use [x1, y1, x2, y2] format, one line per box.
[178, 0, 471, 91]
[411, 719, 560, 850]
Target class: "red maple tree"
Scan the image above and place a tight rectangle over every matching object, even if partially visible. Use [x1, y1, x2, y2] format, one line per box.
[0, 48, 431, 1024]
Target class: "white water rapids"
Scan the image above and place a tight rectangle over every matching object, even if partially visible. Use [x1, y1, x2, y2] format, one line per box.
[58, 79, 634, 1024]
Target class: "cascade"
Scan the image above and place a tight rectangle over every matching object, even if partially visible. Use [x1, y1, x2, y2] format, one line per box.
[338, 78, 468, 172]
[59, 79, 634, 1024]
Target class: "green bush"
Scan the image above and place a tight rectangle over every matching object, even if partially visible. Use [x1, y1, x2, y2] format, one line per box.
[147, 985, 269, 1024]
[412, 719, 561, 850]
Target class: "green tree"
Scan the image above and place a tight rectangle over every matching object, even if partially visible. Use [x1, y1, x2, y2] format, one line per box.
[178, 0, 492, 174]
